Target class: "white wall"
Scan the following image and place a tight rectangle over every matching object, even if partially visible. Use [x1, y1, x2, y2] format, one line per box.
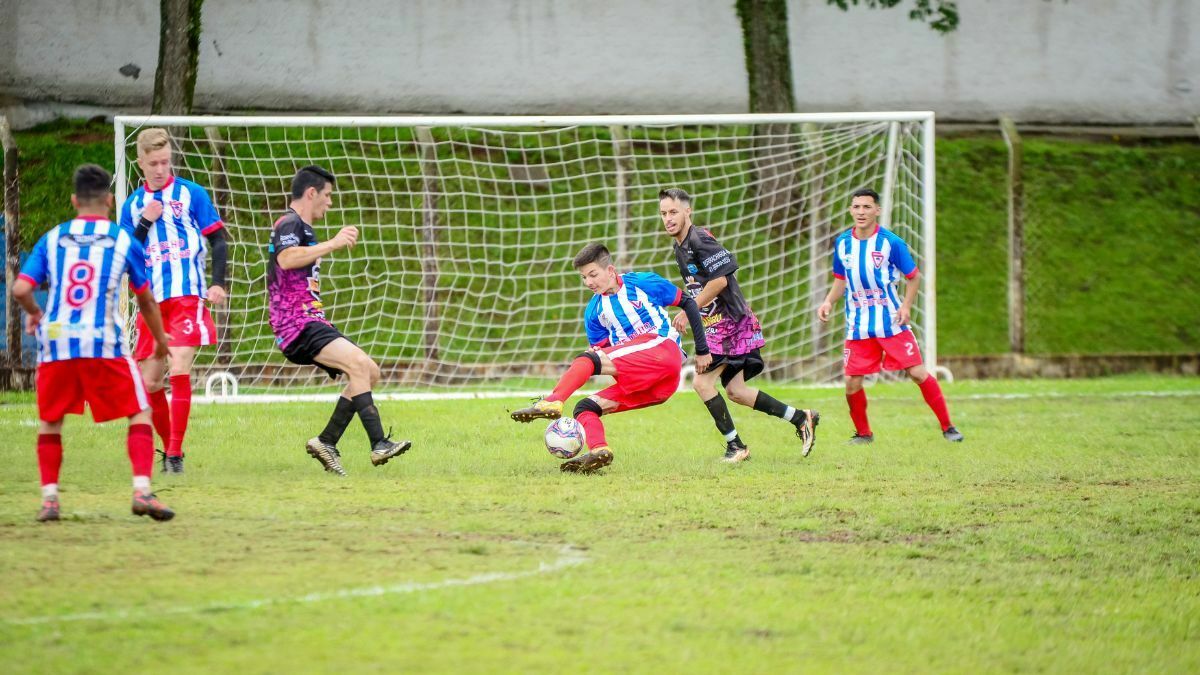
[1, 0, 1196, 123]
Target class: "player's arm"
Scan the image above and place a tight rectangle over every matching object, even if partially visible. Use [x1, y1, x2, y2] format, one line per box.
[671, 276, 728, 333]
[13, 237, 48, 334]
[205, 228, 229, 304]
[134, 288, 170, 359]
[897, 269, 920, 326]
[674, 294, 712, 372]
[818, 276, 847, 322]
[277, 226, 358, 270]
[890, 236, 920, 326]
[133, 200, 164, 243]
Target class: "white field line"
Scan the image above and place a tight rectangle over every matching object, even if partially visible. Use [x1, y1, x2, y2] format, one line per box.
[5, 544, 587, 626]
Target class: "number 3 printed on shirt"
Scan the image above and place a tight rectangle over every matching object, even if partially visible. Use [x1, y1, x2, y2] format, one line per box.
[64, 261, 96, 308]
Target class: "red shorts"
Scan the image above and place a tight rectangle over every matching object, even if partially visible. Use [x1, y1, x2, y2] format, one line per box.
[843, 330, 924, 376]
[134, 296, 217, 360]
[36, 357, 150, 423]
[594, 334, 684, 413]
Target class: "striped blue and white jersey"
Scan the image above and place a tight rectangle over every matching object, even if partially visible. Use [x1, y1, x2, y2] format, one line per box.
[832, 225, 919, 340]
[119, 176, 223, 302]
[583, 272, 684, 351]
[19, 216, 151, 363]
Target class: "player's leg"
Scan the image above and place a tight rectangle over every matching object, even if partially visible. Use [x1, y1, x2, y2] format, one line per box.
[33, 361, 82, 522]
[313, 337, 412, 467]
[693, 363, 750, 463]
[36, 419, 65, 522]
[511, 349, 617, 422]
[843, 339, 881, 444]
[879, 331, 961, 442]
[127, 407, 175, 521]
[559, 394, 618, 474]
[844, 375, 872, 444]
[163, 344, 197, 471]
[134, 310, 172, 457]
[722, 352, 820, 456]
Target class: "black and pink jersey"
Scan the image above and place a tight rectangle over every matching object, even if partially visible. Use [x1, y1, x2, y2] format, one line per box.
[267, 210, 332, 351]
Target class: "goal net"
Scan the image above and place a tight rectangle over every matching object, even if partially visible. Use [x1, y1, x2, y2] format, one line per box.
[114, 113, 936, 395]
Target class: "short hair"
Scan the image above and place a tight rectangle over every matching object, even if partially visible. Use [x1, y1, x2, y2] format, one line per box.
[573, 243, 612, 269]
[136, 128, 171, 157]
[291, 165, 335, 199]
[74, 164, 112, 203]
[658, 187, 692, 205]
[851, 187, 880, 205]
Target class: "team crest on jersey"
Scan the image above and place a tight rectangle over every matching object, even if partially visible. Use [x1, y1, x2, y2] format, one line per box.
[170, 200, 184, 219]
[871, 251, 886, 269]
[687, 263, 698, 274]
[631, 300, 642, 309]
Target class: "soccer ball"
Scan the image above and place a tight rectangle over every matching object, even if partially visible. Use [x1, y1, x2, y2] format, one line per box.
[544, 417, 585, 459]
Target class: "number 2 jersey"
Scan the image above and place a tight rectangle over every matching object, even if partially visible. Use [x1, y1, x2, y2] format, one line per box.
[831, 224, 919, 340]
[18, 216, 151, 363]
[266, 209, 332, 351]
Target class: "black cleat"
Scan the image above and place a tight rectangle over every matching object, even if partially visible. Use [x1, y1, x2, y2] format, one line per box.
[370, 436, 412, 466]
[131, 492, 175, 521]
[943, 426, 964, 442]
[36, 496, 61, 522]
[306, 437, 347, 476]
[722, 439, 751, 463]
[560, 447, 614, 474]
[793, 410, 820, 457]
[164, 455, 184, 474]
[847, 433, 874, 445]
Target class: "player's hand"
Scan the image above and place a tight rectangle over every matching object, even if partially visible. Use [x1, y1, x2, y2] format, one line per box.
[897, 304, 911, 326]
[695, 352, 712, 374]
[24, 309, 43, 335]
[141, 199, 163, 222]
[153, 334, 170, 360]
[206, 285, 228, 305]
[672, 310, 688, 334]
[817, 301, 833, 322]
[334, 226, 359, 250]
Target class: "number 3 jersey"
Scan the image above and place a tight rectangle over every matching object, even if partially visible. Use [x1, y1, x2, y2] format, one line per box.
[18, 216, 151, 362]
[119, 176, 224, 302]
[267, 209, 332, 351]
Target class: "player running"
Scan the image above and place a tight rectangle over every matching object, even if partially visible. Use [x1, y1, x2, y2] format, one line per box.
[13, 164, 175, 522]
[817, 188, 963, 444]
[119, 127, 229, 474]
[509, 243, 711, 474]
[268, 165, 411, 476]
[660, 188, 819, 462]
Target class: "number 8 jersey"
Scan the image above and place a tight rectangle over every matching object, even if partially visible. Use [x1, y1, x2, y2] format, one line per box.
[18, 216, 151, 362]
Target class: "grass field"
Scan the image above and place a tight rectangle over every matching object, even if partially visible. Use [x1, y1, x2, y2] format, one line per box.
[1, 375, 1197, 673]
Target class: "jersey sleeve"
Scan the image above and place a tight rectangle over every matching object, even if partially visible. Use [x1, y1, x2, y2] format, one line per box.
[118, 194, 136, 232]
[627, 271, 684, 307]
[272, 217, 309, 252]
[123, 235, 151, 293]
[191, 185, 224, 235]
[583, 300, 609, 346]
[831, 242, 846, 280]
[17, 234, 49, 286]
[693, 230, 738, 279]
[888, 234, 918, 278]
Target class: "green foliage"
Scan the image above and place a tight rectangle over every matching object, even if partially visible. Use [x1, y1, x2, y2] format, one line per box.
[826, 0, 959, 33]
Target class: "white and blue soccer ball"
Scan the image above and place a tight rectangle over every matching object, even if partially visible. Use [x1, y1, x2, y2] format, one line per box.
[544, 417, 585, 459]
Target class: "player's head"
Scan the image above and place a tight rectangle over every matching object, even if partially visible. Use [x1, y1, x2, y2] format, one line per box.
[658, 188, 692, 239]
[849, 187, 881, 228]
[291, 165, 336, 220]
[71, 164, 114, 213]
[573, 243, 619, 295]
[135, 128, 173, 191]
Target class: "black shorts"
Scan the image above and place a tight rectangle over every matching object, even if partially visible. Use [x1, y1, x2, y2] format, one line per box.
[282, 322, 350, 379]
[710, 348, 765, 388]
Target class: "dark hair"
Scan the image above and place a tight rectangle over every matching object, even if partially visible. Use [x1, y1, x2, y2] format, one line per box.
[851, 187, 880, 205]
[573, 243, 613, 269]
[658, 187, 692, 205]
[74, 164, 112, 203]
[291, 165, 335, 199]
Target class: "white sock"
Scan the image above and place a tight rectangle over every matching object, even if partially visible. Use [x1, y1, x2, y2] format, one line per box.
[723, 429, 739, 442]
[782, 407, 797, 423]
[133, 476, 151, 494]
[42, 483, 58, 498]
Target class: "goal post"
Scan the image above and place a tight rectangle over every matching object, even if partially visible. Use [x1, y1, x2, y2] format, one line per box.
[114, 112, 937, 395]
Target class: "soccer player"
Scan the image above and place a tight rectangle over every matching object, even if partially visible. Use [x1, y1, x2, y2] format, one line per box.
[509, 243, 711, 474]
[268, 165, 411, 476]
[12, 164, 175, 522]
[817, 188, 963, 444]
[119, 127, 229, 474]
[660, 188, 819, 462]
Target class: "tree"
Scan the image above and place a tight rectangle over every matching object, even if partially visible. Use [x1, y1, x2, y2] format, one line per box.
[152, 0, 204, 115]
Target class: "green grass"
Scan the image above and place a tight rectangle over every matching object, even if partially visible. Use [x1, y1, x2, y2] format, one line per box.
[0, 375, 1197, 672]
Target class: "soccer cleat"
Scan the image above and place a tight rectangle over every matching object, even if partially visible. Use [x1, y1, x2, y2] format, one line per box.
[131, 492, 175, 521]
[157, 450, 184, 474]
[560, 446, 614, 474]
[793, 410, 820, 457]
[509, 397, 563, 423]
[36, 496, 61, 522]
[943, 426, 965, 442]
[306, 437, 347, 476]
[370, 436, 412, 466]
[847, 433, 874, 445]
[722, 440, 751, 463]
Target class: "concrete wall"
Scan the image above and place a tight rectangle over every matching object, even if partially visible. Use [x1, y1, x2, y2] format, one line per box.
[1, 0, 1196, 123]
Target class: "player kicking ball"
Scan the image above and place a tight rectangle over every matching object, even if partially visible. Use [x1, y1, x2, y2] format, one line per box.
[12, 165, 175, 522]
[268, 165, 411, 476]
[510, 243, 710, 474]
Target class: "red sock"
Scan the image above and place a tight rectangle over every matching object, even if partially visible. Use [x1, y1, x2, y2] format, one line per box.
[168, 374, 192, 457]
[846, 389, 871, 436]
[37, 433, 63, 486]
[917, 376, 953, 431]
[547, 356, 597, 403]
[149, 388, 172, 449]
[575, 410, 608, 450]
[128, 424, 154, 477]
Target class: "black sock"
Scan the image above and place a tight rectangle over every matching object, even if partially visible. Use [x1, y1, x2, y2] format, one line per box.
[754, 390, 801, 424]
[318, 396, 356, 446]
[703, 394, 742, 445]
[351, 392, 386, 446]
